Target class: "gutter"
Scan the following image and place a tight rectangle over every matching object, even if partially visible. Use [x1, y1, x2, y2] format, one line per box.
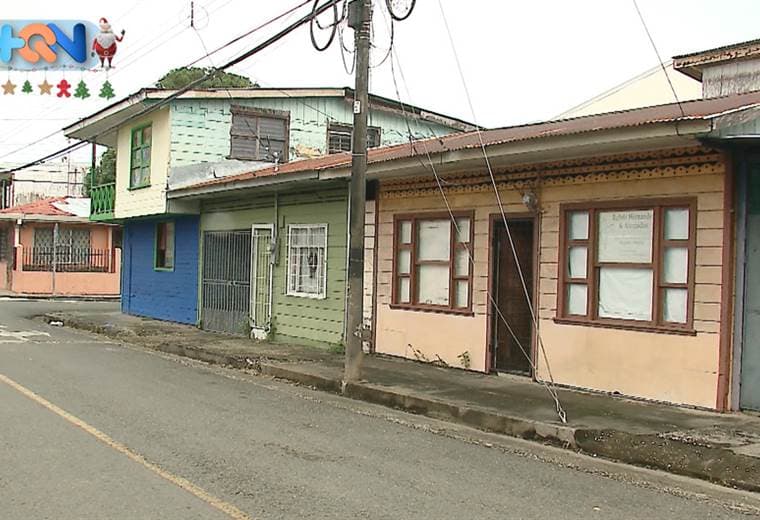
[167, 170, 319, 200]
[318, 119, 714, 181]
[0, 214, 90, 223]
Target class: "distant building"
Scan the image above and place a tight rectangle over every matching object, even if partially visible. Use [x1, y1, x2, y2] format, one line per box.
[556, 61, 702, 119]
[0, 157, 86, 210]
[0, 197, 120, 297]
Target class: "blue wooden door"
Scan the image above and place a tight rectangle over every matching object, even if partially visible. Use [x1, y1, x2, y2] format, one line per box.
[741, 163, 760, 411]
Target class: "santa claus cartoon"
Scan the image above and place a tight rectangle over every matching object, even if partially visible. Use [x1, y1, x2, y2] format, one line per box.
[92, 18, 125, 69]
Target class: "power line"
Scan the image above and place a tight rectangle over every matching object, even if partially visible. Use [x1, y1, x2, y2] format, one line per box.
[631, 0, 685, 117]
[386, 32, 567, 422]
[436, 0, 567, 422]
[0, 0, 343, 176]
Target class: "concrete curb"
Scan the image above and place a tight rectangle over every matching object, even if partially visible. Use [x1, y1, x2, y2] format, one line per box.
[44, 313, 760, 493]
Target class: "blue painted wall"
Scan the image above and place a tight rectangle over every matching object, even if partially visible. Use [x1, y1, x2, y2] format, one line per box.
[121, 215, 199, 325]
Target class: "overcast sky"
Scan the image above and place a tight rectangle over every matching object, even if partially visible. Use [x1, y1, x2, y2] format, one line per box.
[0, 0, 757, 164]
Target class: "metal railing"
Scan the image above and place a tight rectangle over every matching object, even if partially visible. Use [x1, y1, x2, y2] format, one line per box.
[21, 247, 112, 273]
[90, 183, 116, 218]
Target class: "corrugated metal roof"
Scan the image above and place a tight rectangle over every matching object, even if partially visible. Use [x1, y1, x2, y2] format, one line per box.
[0, 197, 89, 217]
[171, 90, 760, 194]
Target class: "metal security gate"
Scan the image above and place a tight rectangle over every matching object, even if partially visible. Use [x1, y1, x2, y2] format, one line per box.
[250, 225, 274, 339]
[201, 230, 251, 334]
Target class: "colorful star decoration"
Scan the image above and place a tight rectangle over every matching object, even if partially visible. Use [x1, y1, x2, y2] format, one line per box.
[38, 80, 52, 95]
[2, 79, 16, 95]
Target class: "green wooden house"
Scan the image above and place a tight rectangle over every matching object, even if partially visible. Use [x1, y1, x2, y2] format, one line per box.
[65, 87, 473, 345]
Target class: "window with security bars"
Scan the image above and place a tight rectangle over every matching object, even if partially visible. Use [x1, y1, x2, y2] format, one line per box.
[0, 226, 9, 261]
[327, 123, 381, 154]
[230, 107, 289, 162]
[287, 224, 327, 298]
[31, 227, 91, 267]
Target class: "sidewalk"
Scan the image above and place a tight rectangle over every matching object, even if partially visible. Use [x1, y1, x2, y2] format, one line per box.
[44, 309, 760, 492]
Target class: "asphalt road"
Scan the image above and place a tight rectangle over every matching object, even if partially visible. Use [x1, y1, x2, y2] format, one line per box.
[1, 299, 759, 520]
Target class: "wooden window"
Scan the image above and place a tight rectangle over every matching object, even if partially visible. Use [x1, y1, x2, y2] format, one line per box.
[129, 124, 152, 189]
[287, 224, 327, 298]
[558, 199, 696, 332]
[155, 221, 175, 270]
[327, 123, 381, 154]
[392, 212, 473, 313]
[230, 106, 289, 162]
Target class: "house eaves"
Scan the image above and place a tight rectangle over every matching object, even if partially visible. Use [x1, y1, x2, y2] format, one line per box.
[169, 91, 760, 196]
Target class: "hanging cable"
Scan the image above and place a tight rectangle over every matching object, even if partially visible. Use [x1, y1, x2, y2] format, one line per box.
[0, 0, 344, 176]
[385, 0, 415, 21]
[631, 0, 685, 117]
[388, 42, 567, 423]
[310, 0, 341, 51]
[434, 0, 567, 422]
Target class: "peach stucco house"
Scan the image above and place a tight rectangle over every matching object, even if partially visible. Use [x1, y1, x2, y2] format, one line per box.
[0, 197, 120, 297]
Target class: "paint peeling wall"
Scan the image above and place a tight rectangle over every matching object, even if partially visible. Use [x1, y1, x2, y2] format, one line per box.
[373, 148, 727, 409]
[168, 97, 457, 167]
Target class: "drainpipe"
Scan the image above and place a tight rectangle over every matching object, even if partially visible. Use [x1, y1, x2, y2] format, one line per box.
[52, 222, 58, 296]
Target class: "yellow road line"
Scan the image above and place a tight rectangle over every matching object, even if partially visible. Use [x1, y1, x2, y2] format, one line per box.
[0, 373, 252, 520]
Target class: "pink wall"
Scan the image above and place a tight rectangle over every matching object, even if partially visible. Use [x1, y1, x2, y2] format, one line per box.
[6, 222, 121, 296]
[10, 248, 121, 296]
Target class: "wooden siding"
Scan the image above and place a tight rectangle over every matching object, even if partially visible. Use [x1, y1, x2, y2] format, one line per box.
[114, 107, 171, 219]
[169, 97, 457, 167]
[200, 184, 348, 346]
[374, 147, 728, 408]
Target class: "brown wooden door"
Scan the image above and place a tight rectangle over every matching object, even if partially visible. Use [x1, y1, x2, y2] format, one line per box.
[492, 219, 534, 375]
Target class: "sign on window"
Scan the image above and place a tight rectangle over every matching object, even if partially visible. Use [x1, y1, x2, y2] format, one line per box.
[597, 210, 653, 263]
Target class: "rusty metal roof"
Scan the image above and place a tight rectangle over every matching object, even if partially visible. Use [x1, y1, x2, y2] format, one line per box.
[171, 90, 760, 195]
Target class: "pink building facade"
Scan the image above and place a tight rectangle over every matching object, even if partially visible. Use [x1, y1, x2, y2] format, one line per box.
[0, 198, 120, 297]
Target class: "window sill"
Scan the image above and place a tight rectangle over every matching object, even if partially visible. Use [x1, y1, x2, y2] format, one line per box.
[154, 267, 174, 272]
[286, 291, 326, 300]
[552, 317, 697, 336]
[128, 183, 151, 191]
[389, 304, 474, 317]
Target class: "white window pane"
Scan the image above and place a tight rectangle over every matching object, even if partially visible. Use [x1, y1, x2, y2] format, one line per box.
[568, 246, 587, 279]
[568, 211, 589, 240]
[417, 264, 449, 305]
[663, 247, 688, 284]
[665, 208, 689, 240]
[417, 220, 451, 261]
[597, 210, 654, 263]
[598, 267, 653, 321]
[567, 284, 588, 316]
[397, 249, 411, 275]
[454, 248, 469, 277]
[399, 221, 412, 244]
[455, 280, 469, 308]
[663, 288, 688, 324]
[455, 218, 471, 243]
[398, 277, 410, 303]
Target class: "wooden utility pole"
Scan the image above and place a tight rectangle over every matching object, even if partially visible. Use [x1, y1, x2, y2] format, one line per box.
[344, 0, 372, 383]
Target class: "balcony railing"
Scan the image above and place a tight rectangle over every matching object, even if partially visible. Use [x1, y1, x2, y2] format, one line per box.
[90, 183, 115, 220]
[22, 247, 113, 273]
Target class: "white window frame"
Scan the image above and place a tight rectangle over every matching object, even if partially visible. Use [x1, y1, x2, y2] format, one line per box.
[286, 223, 328, 299]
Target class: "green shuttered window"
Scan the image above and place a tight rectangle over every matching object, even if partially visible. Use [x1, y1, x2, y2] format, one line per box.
[130, 124, 152, 189]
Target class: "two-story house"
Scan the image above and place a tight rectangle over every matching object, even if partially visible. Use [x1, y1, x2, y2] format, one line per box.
[63, 87, 473, 345]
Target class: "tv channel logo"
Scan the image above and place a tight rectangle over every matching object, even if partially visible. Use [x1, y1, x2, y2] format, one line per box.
[0, 20, 101, 70]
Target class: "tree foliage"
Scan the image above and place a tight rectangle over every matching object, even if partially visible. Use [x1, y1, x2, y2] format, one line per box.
[84, 148, 116, 196]
[155, 67, 258, 89]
